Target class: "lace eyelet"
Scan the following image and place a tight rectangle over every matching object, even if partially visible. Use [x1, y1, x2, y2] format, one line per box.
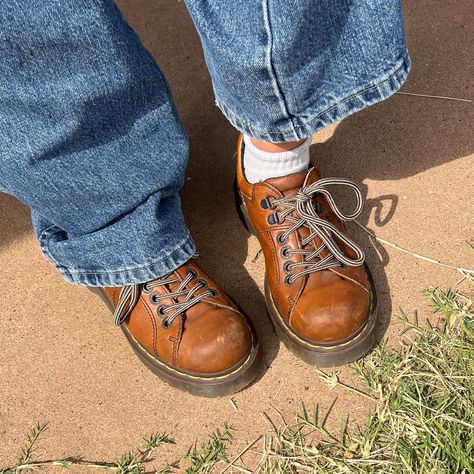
[157, 305, 167, 317]
[314, 202, 324, 214]
[142, 284, 151, 294]
[284, 275, 293, 287]
[196, 278, 208, 288]
[162, 319, 172, 329]
[280, 246, 290, 259]
[149, 293, 160, 305]
[267, 212, 281, 225]
[276, 233, 288, 244]
[283, 261, 293, 273]
[339, 263, 347, 269]
[260, 196, 274, 209]
[209, 288, 219, 297]
[186, 268, 198, 279]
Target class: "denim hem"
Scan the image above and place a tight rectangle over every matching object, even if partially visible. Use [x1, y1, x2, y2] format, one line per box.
[215, 53, 411, 143]
[39, 228, 197, 287]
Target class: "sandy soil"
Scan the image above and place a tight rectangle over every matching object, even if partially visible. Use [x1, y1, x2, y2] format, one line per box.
[1, 0, 472, 470]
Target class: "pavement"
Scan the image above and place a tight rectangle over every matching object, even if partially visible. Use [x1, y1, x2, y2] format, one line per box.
[0, 0, 472, 470]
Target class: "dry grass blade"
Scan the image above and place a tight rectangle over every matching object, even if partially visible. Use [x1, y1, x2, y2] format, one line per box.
[396, 91, 472, 103]
[354, 221, 474, 275]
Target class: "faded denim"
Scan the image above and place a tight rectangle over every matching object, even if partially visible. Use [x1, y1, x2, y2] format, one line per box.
[0, 0, 410, 286]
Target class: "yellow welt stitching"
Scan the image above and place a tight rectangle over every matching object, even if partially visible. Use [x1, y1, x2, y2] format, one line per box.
[270, 292, 369, 350]
[123, 327, 256, 381]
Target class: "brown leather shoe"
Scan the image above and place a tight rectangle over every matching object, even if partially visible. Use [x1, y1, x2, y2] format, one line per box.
[90, 258, 260, 397]
[235, 134, 377, 367]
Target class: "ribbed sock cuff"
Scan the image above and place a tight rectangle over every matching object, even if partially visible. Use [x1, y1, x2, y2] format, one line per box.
[242, 135, 311, 183]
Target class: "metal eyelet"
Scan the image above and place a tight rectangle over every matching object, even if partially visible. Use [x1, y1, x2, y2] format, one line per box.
[209, 288, 219, 297]
[314, 202, 324, 214]
[283, 261, 293, 273]
[267, 212, 281, 225]
[260, 196, 274, 209]
[196, 279, 208, 288]
[339, 263, 347, 269]
[157, 305, 167, 317]
[149, 293, 160, 305]
[162, 319, 172, 329]
[276, 233, 288, 244]
[284, 275, 293, 287]
[142, 284, 151, 294]
[280, 246, 290, 259]
[186, 268, 198, 278]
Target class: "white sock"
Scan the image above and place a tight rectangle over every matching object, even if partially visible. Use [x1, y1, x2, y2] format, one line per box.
[242, 134, 311, 184]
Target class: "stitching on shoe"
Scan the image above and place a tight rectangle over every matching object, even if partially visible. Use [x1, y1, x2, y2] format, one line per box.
[122, 326, 257, 381]
[329, 268, 370, 294]
[139, 293, 159, 356]
[269, 289, 372, 349]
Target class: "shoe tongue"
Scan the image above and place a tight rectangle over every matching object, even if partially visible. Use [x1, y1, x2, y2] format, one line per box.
[265, 167, 321, 195]
[302, 167, 321, 186]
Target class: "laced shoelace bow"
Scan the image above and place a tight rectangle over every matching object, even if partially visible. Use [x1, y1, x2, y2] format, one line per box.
[268, 176, 365, 285]
[112, 269, 217, 327]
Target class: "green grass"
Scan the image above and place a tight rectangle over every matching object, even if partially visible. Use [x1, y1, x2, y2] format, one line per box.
[254, 285, 474, 473]
[0, 424, 177, 473]
[1, 282, 473, 473]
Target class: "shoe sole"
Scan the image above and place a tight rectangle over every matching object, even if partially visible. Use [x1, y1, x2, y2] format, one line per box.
[234, 178, 378, 367]
[89, 286, 262, 397]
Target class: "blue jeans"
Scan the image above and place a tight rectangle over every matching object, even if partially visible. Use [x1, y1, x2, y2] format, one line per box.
[0, 0, 410, 287]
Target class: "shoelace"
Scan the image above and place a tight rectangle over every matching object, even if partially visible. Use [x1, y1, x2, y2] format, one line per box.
[268, 176, 365, 286]
[112, 270, 216, 327]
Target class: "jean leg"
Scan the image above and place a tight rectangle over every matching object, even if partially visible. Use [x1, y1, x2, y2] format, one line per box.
[184, 0, 411, 142]
[0, 0, 195, 286]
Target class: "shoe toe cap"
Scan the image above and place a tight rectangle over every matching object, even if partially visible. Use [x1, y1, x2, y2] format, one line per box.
[290, 280, 370, 343]
[177, 306, 253, 374]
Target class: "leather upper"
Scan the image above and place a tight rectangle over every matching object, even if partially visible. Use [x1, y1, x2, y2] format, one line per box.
[236, 134, 371, 343]
[105, 259, 253, 374]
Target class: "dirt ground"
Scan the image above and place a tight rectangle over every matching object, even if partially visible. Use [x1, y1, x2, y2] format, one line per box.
[1, 0, 473, 470]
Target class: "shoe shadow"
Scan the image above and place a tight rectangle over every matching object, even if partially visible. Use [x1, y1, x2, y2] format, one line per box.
[0, 192, 32, 251]
[181, 128, 280, 381]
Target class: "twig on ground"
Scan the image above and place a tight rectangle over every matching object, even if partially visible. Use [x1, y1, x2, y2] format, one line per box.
[396, 91, 472, 103]
[354, 221, 474, 275]
[220, 436, 262, 474]
[316, 368, 378, 402]
[272, 380, 285, 402]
